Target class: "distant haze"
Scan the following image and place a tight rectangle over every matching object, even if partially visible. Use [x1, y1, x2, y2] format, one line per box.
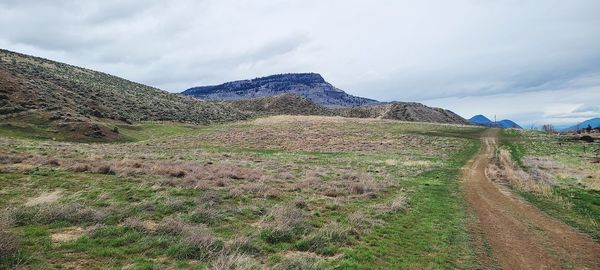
[1, 0, 599, 127]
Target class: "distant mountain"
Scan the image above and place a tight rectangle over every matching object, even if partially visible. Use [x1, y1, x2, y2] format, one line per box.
[563, 118, 600, 131]
[469, 115, 493, 126]
[468, 115, 522, 129]
[497, 119, 522, 129]
[181, 73, 379, 108]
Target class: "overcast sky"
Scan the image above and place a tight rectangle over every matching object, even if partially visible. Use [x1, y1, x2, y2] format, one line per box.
[1, 0, 599, 128]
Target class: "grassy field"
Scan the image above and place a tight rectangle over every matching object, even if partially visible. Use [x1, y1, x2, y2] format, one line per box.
[500, 129, 600, 240]
[0, 116, 484, 269]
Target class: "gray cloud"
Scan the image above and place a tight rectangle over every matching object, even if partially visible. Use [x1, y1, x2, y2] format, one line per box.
[0, 0, 599, 126]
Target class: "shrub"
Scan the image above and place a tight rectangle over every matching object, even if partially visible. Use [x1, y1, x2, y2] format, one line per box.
[347, 212, 381, 235]
[122, 217, 147, 232]
[189, 206, 222, 225]
[12, 203, 106, 226]
[169, 170, 186, 178]
[156, 217, 190, 236]
[376, 193, 409, 214]
[0, 154, 24, 164]
[296, 225, 350, 255]
[169, 225, 223, 260]
[260, 205, 310, 244]
[42, 159, 60, 166]
[0, 215, 19, 260]
[209, 252, 261, 270]
[96, 165, 115, 175]
[274, 255, 324, 270]
[200, 191, 222, 206]
[225, 235, 261, 255]
[72, 164, 90, 172]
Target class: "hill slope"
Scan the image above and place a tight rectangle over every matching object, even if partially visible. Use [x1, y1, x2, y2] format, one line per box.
[497, 119, 522, 129]
[181, 73, 379, 108]
[563, 117, 600, 131]
[224, 93, 333, 116]
[335, 102, 469, 124]
[220, 93, 468, 124]
[0, 49, 250, 130]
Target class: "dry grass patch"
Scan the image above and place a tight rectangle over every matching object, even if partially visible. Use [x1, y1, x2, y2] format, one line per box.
[24, 190, 62, 207]
[260, 205, 310, 244]
[0, 213, 19, 259]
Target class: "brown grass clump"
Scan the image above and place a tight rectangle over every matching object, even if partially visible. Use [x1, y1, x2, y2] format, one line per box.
[96, 165, 115, 175]
[260, 205, 310, 243]
[0, 153, 25, 164]
[347, 212, 382, 235]
[317, 171, 391, 198]
[189, 206, 222, 225]
[0, 213, 20, 259]
[13, 203, 106, 226]
[209, 252, 261, 270]
[274, 253, 324, 270]
[375, 193, 409, 214]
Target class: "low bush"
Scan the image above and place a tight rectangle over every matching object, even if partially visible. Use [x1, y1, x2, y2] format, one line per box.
[274, 254, 324, 270]
[0, 215, 19, 261]
[260, 205, 310, 244]
[188, 206, 222, 225]
[296, 224, 350, 255]
[209, 252, 261, 270]
[12, 203, 106, 225]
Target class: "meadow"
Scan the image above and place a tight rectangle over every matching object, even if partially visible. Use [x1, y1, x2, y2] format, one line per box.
[0, 116, 483, 269]
[499, 129, 600, 240]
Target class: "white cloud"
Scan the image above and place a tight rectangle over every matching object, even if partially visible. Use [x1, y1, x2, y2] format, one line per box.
[0, 0, 599, 126]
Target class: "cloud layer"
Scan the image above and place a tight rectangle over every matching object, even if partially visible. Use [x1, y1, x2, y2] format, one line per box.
[1, 0, 599, 127]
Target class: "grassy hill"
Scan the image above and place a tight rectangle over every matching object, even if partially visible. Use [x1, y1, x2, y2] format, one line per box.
[0, 49, 250, 141]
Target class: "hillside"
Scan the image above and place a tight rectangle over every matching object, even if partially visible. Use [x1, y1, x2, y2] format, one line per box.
[221, 93, 469, 124]
[497, 119, 522, 129]
[224, 93, 333, 116]
[182, 73, 379, 108]
[0, 49, 250, 140]
[336, 102, 469, 124]
[563, 117, 600, 131]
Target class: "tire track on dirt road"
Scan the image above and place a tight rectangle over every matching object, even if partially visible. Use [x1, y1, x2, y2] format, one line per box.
[464, 128, 599, 269]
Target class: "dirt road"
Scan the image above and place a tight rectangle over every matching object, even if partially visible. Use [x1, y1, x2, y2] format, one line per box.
[463, 128, 600, 269]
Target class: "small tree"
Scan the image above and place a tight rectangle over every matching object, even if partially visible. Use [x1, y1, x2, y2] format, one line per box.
[542, 124, 555, 133]
[585, 124, 592, 133]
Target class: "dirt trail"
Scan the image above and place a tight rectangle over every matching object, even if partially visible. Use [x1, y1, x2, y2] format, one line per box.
[464, 128, 600, 269]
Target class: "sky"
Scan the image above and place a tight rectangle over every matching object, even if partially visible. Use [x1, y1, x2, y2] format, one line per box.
[1, 0, 599, 128]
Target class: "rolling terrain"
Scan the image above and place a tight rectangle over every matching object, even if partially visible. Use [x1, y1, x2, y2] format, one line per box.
[1, 48, 598, 269]
[0, 116, 484, 269]
[0, 49, 250, 141]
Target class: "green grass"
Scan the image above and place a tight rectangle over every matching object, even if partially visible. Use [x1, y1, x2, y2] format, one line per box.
[0, 116, 485, 269]
[336, 140, 481, 269]
[499, 129, 600, 241]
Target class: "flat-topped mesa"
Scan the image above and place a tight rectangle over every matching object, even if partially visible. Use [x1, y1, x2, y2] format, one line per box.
[182, 73, 378, 108]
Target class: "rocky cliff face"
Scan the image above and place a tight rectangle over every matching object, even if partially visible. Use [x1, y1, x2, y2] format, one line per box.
[181, 73, 379, 108]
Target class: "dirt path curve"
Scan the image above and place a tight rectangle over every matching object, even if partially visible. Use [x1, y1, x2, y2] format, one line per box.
[463, 128, 600, 269]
